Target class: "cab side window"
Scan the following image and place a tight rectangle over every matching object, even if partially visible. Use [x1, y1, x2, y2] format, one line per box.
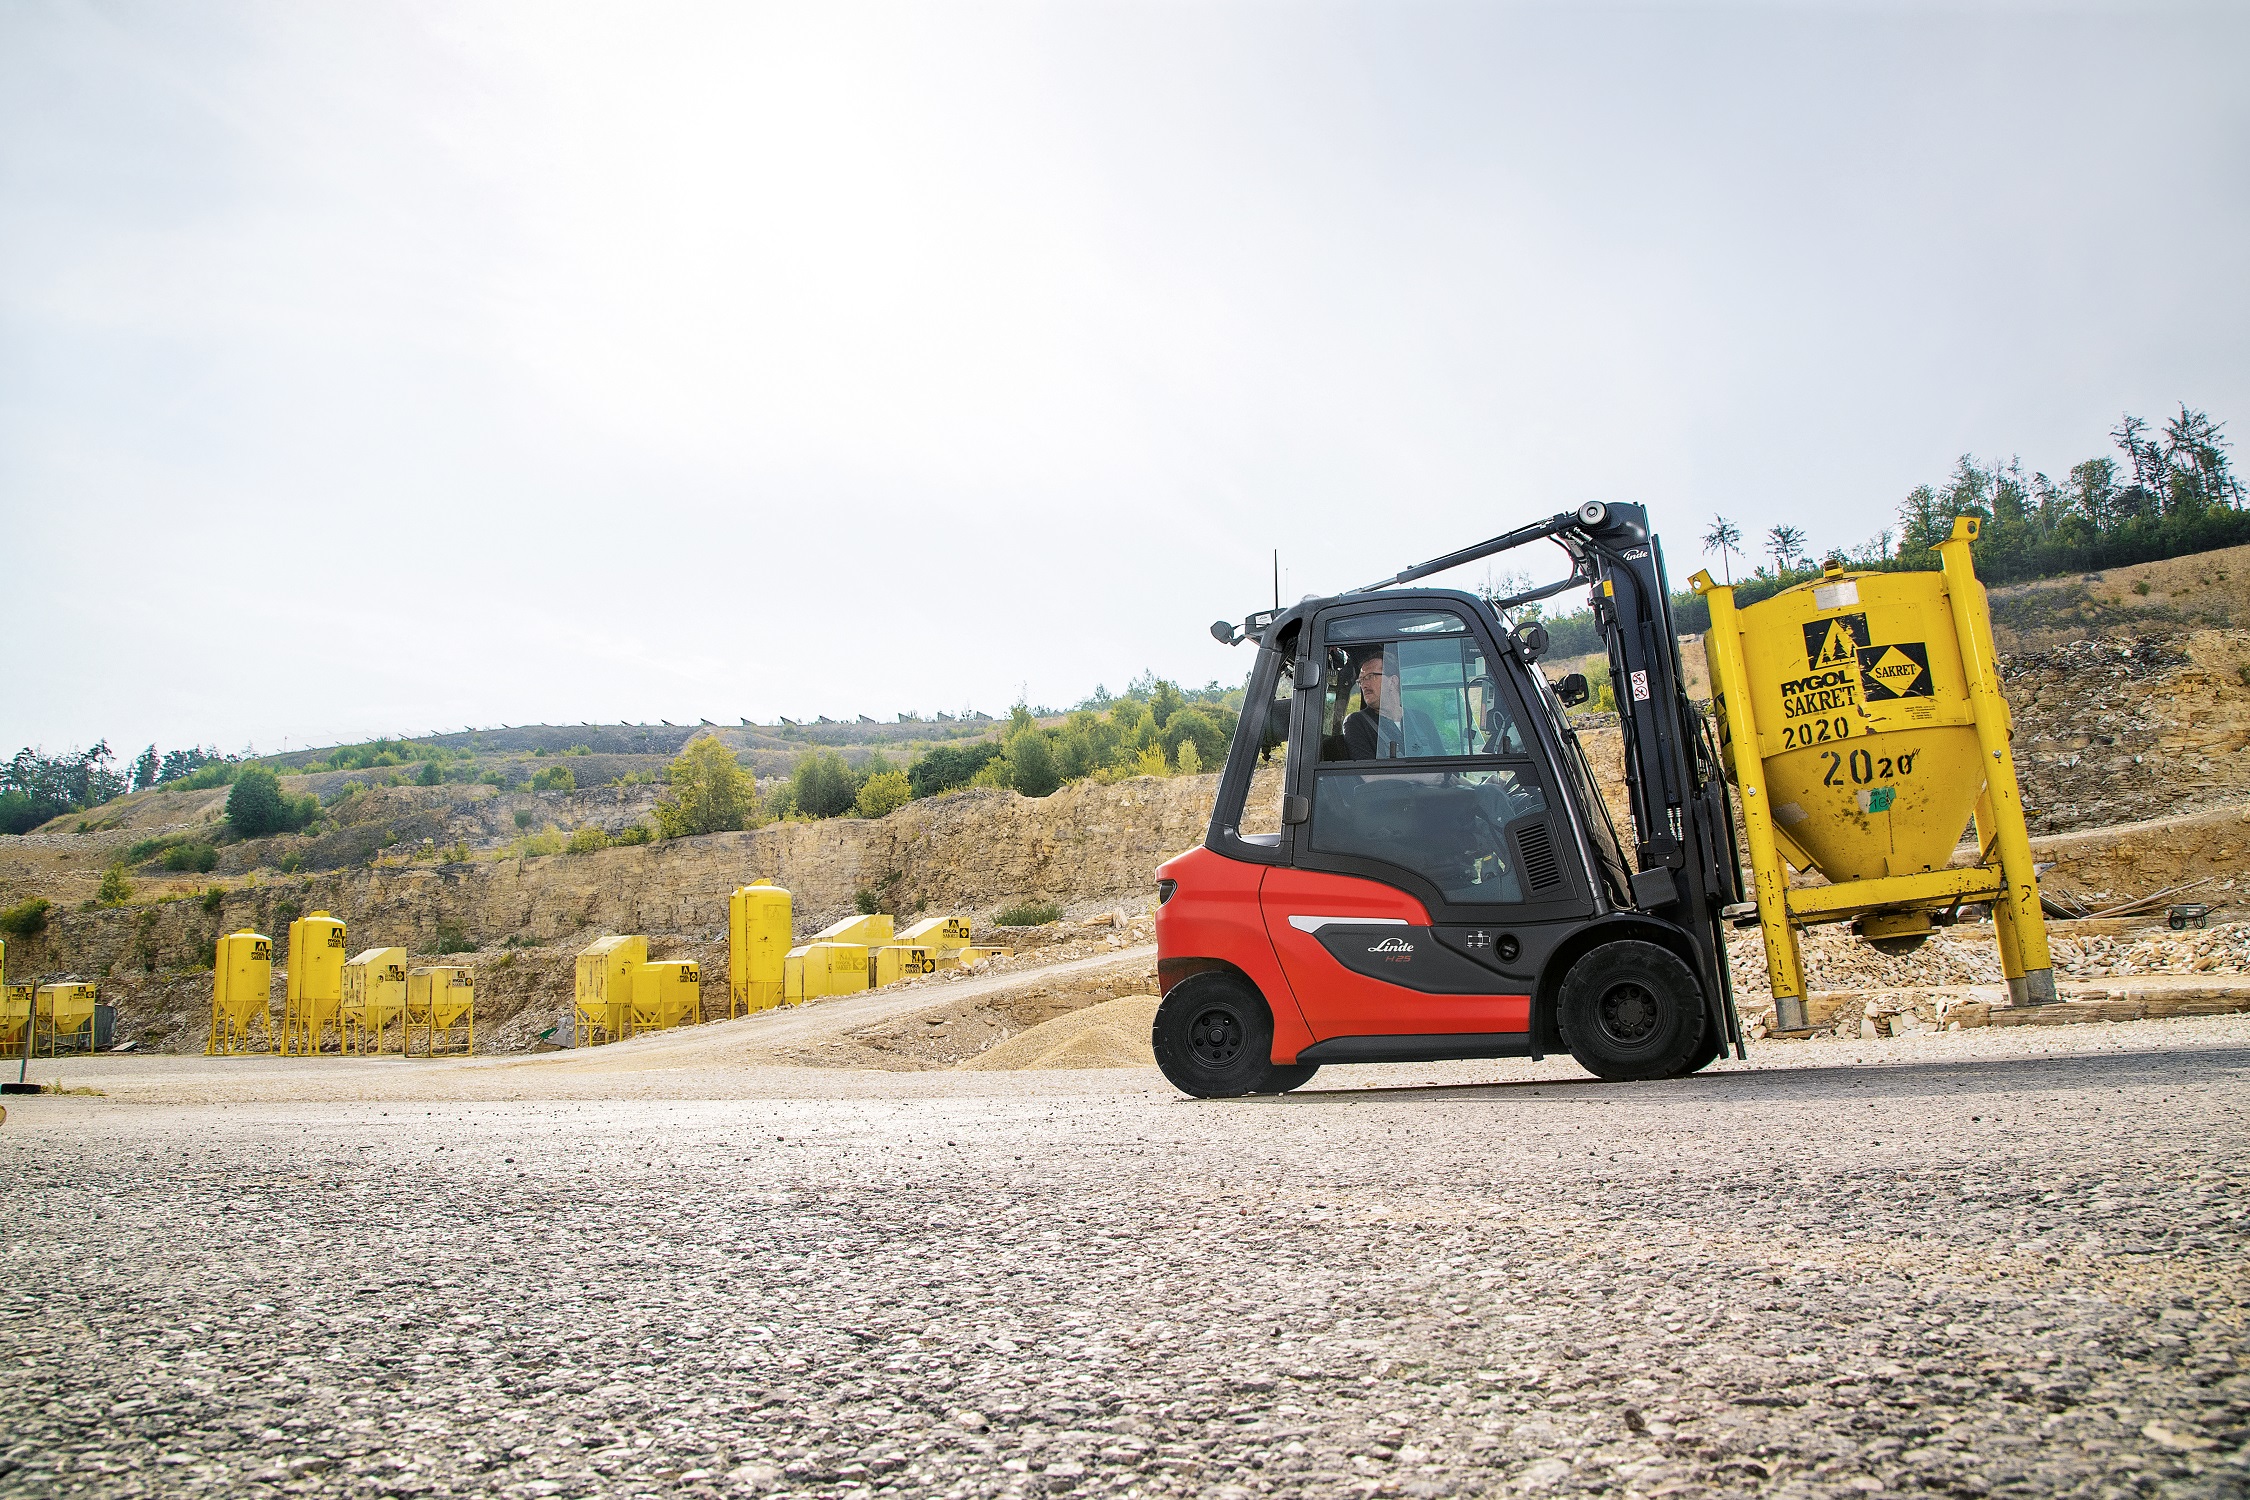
[1304, 608, 1552, 905]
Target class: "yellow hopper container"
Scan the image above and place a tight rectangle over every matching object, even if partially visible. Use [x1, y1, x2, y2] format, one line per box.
[812, 914, 894, 947]
[282, 911, 348, 1055]
[341, 947, 410, 1055]
[38, 982, 100, 1056]
[1696, 516, 2055, 1029]
[407, 965, 475, 1055]
[729, 882, 792, 1017]
[631, 960, 701, 1033]
[209, 930, 274, 1055]
[872, 944, 940, 986]
[785, 942, 868, 1001]
[0, 983, 29, 1053]
[897, 916, 972, 950]
[575, 935, 645, 1046]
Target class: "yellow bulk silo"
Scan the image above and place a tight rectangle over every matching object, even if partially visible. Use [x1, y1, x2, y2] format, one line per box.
[631, 960, 701, 1034]
[281, 911, 348, 1055]
[574, 935, 645, 1047]
[407, 965, 475, 1055]
[729, 882, 792, 1017]
[209, 930, 274, 1055]
[39, 982, 100, 1056]
[341, 947, 410, 1055]
[1696, 516, 2055, 1030]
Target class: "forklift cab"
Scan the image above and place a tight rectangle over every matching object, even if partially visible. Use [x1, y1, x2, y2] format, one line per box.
[1154, 506, 1741, 1097]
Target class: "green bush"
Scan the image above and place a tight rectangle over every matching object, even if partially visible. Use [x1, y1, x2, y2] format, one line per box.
[514, 808, 538, 829]
[176, 761, 238, 791]
[907, 741, 1004, 798]
[96, 866, 132, 906]
[432, 916, 475, 955]
[995, 899, 1061, 928]
[566, 825, 610, 854]
[162, 842, 218, 874]
[515, 826, 566, 858]
[611, 823, 654, 847]
[530, 764, 576, 792]
[200, 886, 225, 913]
[854, 769, 912, 819]
[416, 760, 442, 786]
[226, 768, 316, 838]
[0, 896, 51, 937]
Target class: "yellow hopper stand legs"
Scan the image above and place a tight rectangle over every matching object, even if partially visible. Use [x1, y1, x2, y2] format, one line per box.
[1696, 515, 2056, 1030]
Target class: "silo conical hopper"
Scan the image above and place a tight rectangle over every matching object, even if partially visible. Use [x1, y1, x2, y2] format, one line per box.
[1697, 516, 2056, 1030]
[341, 947, 410, 1055]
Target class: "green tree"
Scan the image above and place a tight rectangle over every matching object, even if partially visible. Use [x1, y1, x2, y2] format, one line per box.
[1006, 730, 1061, 797]
[655, 736, 759, 837]
[530, 764, 576, 792]
[1161, 707, 1229, 770]
[788, 750, 860, 819]
[416, 759, 443, 786]
[1700, 515, 1743, 584]
[132, 744, 159, 791]
[855, 770, 912, 818]
[226, 767, 315, 838]
[97, 865, 132, 905]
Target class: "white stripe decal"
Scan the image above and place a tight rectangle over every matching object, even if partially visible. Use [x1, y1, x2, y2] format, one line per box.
[1287, 915, 1411, 934]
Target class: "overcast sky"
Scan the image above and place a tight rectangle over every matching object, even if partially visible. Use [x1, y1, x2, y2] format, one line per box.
[4, 1, 2245, 759]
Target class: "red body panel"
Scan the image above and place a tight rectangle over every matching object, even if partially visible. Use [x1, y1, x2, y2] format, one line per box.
[1154, 846, 1315, 1063]
[1259, 867, 1530, 1045]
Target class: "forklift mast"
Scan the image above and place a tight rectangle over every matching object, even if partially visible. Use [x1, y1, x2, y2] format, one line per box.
[1239, 499, 1747, 1058]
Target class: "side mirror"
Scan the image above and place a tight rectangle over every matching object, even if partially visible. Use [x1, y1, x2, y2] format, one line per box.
[1210, 620, 1239, 645]
[1512, 621, 1551, 662]
[1554, 673, 1590, 707]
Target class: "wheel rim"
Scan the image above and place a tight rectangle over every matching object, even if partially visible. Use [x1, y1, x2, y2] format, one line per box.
[1595, 981, 1662, 1047]
[1187, 1006, 1245, 1067]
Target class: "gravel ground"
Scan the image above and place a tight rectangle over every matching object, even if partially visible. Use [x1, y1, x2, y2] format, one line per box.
[2, 1018, 2247, 1499]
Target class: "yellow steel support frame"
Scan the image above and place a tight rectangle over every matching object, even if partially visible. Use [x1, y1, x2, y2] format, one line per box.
[1695, 514, 2058, 1028]
[1942, 518, 2057, 1004]
[1698, 577, 1812, 1029]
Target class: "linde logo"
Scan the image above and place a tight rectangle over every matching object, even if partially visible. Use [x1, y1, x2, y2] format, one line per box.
[1368, 937, 1415, 954]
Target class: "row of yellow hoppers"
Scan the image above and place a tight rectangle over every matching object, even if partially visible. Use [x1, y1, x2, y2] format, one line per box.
[0, 937, 101, 1057]
[208, 912, 475, 1056]
[569, 882, 1014, 1046]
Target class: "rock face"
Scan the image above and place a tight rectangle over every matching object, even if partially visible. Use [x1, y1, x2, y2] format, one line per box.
[2, 770, 1280, 987]
[2004, 630, 2250, 834]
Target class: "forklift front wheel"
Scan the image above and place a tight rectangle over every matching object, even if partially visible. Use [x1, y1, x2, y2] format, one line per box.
[1557, 940, 1708, 1083]
[1153, 973, 1309, 1098]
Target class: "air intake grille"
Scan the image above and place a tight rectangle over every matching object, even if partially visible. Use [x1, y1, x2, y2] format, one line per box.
[1514, 821, 1564, 892]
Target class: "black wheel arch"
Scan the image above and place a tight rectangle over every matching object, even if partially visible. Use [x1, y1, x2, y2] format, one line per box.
[1530, 914, 1704, 1057]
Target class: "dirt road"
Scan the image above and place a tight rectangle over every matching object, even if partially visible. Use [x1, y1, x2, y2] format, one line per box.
[3, 1015, 2246, 1497]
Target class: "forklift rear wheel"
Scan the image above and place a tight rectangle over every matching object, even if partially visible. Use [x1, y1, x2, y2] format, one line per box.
[1153, 973, 1296, 1098]
[1558, 941, 1708, 1082]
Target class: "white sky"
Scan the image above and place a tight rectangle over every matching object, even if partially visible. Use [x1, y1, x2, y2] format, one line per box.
[4, 1, 2246, 757]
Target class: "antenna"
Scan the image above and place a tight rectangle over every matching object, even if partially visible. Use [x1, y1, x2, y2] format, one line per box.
[1272, 550, 1280, 611]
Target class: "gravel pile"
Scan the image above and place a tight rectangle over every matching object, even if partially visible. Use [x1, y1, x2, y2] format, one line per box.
[1725, 920, 2248, 1000]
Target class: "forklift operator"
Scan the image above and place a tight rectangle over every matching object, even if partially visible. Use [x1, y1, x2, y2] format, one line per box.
[1343, 646, 1444, 759]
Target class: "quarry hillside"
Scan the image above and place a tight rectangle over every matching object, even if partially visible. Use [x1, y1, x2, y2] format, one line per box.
[4, 544, 2245, 1054]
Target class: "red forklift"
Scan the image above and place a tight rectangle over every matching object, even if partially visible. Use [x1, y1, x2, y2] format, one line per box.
[1152, 502, 1749, 1096]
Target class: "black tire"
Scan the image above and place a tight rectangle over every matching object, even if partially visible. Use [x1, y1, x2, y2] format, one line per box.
[1681, 1012, 1726, 1074]
[1258, 1064, 1321, 1094]
[1152, 973, 1282, 1098]
[1558, 940, 1708, 1082]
